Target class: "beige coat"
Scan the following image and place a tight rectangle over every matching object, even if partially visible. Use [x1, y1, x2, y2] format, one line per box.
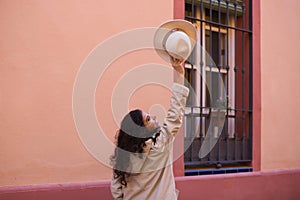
[111, 83, 189, 200]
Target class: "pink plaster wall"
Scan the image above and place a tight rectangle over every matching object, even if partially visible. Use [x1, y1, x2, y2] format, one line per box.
[0, 0, 173, 186]
[261, 0, 300, 169]
[2, 0, 300, 189]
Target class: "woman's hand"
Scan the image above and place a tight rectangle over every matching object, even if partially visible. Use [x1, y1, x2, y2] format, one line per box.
[170, 56, 184, 75]
[170, 56, 185, 85]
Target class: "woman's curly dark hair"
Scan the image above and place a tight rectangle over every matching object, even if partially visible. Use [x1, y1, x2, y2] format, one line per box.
[111, 109, 159, 187]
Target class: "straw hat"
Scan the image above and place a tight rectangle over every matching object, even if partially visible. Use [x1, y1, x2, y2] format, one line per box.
[153, 20, 197, 62]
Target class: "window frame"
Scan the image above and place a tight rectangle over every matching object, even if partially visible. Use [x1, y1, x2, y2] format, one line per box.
[183, 0, 253, 171]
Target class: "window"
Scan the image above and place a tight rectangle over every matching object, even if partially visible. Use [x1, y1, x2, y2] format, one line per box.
[184, 0, 253, 173]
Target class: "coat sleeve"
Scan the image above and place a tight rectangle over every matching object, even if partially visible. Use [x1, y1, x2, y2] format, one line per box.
[110, 175, 123, 200]
[163, 83, 189, 137]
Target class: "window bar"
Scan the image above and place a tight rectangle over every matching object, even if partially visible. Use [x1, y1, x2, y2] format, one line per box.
[233, 0, 238, 160]
[241, 0, 246, 160]
[199, 0, 204, 161]
[190, 110, 194, 161]
[192, 0, 195, 19]
[217, 0, 221, 163]
[248, 0, 253, 161]
[187, 114, 192, 162]
[208, 0, 213, 162]
[225, 0, 230, 161]
[185, 16, 252, 34]
[190, 0, 195, 163]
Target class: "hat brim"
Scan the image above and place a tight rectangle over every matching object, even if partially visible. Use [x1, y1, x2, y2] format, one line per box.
[153, 20, 197, 62]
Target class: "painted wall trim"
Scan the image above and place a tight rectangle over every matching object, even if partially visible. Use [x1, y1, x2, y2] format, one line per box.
[1, 169, 299, 200]
[252, 0, 262, 171]
[172, 0, 185, 177]
[174, 0, 184, 19]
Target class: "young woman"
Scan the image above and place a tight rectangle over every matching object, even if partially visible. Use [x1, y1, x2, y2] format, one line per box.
[110, 57, 189, 200]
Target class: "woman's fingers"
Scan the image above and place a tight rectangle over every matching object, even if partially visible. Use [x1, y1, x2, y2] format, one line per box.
[170, 56, 184, 74]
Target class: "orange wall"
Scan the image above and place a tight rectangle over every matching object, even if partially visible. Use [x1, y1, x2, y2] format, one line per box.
[261, 0, 300, 170]
[0, 0, 173, 186]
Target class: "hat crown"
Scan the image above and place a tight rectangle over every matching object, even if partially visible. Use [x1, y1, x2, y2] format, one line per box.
[153, 19, 197, 63]
[165, 31, 191, 60]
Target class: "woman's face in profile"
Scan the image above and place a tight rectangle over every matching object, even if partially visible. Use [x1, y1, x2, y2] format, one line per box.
[142, 111, 160, 132]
